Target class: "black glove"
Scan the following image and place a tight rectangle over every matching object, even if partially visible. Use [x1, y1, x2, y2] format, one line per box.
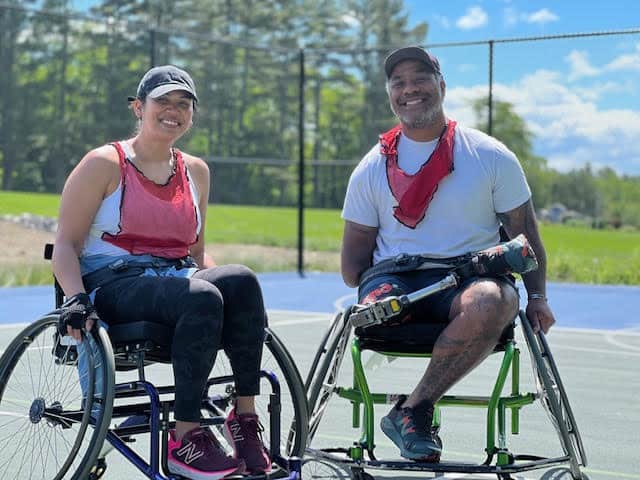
[58, 293, 99, 336]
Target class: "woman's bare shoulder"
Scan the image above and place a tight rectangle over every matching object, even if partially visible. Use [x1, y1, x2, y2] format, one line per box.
[181, 152, 208, 171]
[69, 143, 121, 193]
[82, 144, 120, 168]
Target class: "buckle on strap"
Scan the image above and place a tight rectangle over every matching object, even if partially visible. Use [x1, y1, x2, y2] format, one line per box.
[359, 253, 461, 286]
[108, 259, 129, 272]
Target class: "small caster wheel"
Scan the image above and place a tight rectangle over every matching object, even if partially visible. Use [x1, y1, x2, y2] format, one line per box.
[89, 457, 107, 479]
[350, 466, 375, 480]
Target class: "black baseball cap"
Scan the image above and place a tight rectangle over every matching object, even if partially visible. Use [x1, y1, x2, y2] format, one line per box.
[384, 46, 441, 78]
[128, 65, 198, 103]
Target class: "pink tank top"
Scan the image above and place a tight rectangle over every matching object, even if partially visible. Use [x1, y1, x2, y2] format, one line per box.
[101, 142, 199, 258]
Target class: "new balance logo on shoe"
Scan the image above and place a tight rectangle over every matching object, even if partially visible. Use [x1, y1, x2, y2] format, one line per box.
[168, 428, 246, 479]
[176, 441, 205, 465]
[229, 421, 244, 442]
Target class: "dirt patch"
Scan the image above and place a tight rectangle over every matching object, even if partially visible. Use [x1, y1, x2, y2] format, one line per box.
[0, 220, 339, 272]
[0, 221, 55, 266]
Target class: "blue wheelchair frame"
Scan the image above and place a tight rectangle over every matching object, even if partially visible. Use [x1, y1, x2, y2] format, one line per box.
[0, 243, 307, 480]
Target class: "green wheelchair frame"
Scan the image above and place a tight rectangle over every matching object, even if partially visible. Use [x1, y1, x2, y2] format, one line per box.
[304, 272, 588, 480]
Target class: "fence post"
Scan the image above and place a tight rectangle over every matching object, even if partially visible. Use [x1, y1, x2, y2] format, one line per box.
[487, 40, 494, 136]
[150, 28, 156, 68]
[297, 48, 305, 277]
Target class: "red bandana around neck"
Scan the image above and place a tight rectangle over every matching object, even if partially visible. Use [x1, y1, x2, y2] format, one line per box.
[381, 120, 457, 228]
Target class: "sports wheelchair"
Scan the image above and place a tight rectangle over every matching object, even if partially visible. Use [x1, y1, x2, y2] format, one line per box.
[0, 244, 308, 480]
[303, 235, 588, 480]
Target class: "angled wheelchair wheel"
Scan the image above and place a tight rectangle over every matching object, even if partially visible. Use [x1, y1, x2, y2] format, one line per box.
[306, 309, 352, 443]
[301, 458, 351, 479]
[209, 327, 308, 459]
[0, 314, 115, 480]
[520, 311, 587, 480]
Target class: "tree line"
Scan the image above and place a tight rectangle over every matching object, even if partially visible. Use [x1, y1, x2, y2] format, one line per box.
[1, 0, 638, 229]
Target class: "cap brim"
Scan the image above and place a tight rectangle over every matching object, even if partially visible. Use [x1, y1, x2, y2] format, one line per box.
[147, 83, 197, 101]
[385, 47, 440, 78]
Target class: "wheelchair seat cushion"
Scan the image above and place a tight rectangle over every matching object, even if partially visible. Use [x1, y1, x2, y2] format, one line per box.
[109, 321, 173, 346]
[108, 321, 174, 365]
[355, 321, 514, 354]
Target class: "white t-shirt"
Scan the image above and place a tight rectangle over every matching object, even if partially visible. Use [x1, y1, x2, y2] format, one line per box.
[341, 125, 531, 264]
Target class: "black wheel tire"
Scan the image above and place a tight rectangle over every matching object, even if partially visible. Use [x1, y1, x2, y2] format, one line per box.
[520, 311, 586, 480]
[306, 310, 352, 443]
[350, 466, 375, 480]
[208, 327, 308, 459]
[0, 315, 115, 480]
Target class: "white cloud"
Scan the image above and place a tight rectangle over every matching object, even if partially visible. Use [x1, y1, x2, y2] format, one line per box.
[605, 44, 640, 72]
[456, 6, 488, 30]
[574, 81, 632, 102]
[566, 50, 600, 81]
[525, 8, 559, 25]
[432, 14, 451, 29]
[443, 68, 640, 175]
[563, 44, 640, 83]
[502, 7, 559, 27]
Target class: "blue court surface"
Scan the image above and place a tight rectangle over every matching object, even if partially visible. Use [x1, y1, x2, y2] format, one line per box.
[3, 272, 639, 330]
[0, 274, 639, 480]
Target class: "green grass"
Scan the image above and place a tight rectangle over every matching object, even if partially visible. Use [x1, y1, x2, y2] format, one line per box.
[540, 224, 640, 284]
[0, 191, 341, 251]
[2, 190, 639, 285]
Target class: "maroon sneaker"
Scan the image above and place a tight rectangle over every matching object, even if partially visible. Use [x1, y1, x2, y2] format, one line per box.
[224, 408, 272, 474]
[168, 427, 245, 480]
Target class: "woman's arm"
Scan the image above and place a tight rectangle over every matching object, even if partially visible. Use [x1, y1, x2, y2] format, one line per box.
[52, 146, 119, 297]
[53, 147, 118, 341]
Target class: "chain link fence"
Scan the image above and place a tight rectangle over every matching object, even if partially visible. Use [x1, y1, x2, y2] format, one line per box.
[2, 3, 639, 271]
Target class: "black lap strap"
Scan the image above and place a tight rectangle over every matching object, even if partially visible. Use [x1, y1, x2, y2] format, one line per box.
[359, 253, 467, 286]
[82, 256, 197, 292]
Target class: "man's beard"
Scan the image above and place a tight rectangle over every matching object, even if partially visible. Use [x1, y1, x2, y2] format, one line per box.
[395, 102, 443, 129]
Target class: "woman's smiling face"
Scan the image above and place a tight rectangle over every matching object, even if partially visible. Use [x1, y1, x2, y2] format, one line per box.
[140, 90, 195, 139]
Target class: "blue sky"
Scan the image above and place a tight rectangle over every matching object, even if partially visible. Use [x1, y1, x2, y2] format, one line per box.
[402, 0, 640, 175]
[68, 0, 640, 175]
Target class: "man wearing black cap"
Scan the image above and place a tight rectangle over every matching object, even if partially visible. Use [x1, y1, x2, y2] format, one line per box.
[340, 46, 555, 462]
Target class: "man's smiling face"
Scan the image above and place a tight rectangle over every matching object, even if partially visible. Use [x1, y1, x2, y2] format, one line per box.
[387, 60, 446, 130]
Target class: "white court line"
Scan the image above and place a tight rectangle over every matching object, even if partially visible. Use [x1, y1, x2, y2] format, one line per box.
[0, 323, 31, 330]
[553, 326, 640, 336]
[334, 293, 357, 311]
[604, 327, 640, 352]
[550, 344, 640, 358]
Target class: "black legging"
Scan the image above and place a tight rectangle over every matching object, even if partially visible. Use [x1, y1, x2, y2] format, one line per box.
[93, 264, 267, 422]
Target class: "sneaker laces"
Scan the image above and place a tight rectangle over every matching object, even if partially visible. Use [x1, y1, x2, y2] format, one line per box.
[239, 416, 265, 445]
[188, 428, 224, 454]
[395, 396, 434, 435]
[402, 405, 431, 435]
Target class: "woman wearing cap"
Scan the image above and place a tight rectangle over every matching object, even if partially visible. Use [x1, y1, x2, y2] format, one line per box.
[52, 65, 270, 479]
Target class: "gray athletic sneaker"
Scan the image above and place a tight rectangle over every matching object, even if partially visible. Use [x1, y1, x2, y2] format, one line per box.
[380, 395, 442, 462]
